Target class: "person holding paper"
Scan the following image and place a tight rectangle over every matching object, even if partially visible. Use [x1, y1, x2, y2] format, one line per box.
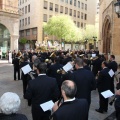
[51, 80, 88, 120]
[70, 58, 96, 112]
[25, 63, 60, 120]
[108, 55, 118, 93]
[96, 61, 111, 113]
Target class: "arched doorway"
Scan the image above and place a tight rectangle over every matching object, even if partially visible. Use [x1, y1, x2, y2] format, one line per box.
[0, 23, 10, 56]
[102, 16, 111, 54]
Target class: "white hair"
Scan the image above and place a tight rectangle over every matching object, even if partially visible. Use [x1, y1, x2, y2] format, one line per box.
[0, 92, 21, 115]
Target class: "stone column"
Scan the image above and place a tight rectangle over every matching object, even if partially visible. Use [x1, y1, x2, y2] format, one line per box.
[10, 35, 19, 52]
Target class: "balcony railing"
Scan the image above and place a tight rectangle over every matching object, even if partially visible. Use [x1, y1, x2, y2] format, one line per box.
[0, 4, 22, 15]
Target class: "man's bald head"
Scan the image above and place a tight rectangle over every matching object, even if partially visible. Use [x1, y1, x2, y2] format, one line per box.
[32, 55, 37, 63]
[61, 80, 77, 99]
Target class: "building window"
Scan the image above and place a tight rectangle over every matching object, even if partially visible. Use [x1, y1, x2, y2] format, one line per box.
[65, 0, 68, 3]
[28, 17, 30, 24]
[70, 0, 72, 5]
[78, 1, 80, 8]
[69, 9, 72, 16]
[85, 4, 87, 10]
[85, 14, 87, 20]
[20, 20, 21, 27]
[81, 22, 83, 28]
[25, 6, 27, 14]
[84, 23, 86, 28]
[55, 4, 58, 12]
[74, 10, 76, 17]
[22, 19, 24, 26]
[77, 11, 80, 18]
[82, 3, 84, 9]
[81, 12, 83, 19]
[49, 3, 53, 11]
[77, 22, 80, 27]
[43, 14, 47, 22]
[61, 0, 64, 2]
[28, 4, 30, 12]
[74, 0, 76, 6]
[44, 1, 47, 9]
[21, 31, 24, 37]
[32, 28, 37, 35]
[60, 6, 63, 13]
[22, 7, 24, 14]
[25, 18, 27, 25]
[65, 7, 68, 14]
[26, 29, 30, 36]
[74, 21, 76, 24]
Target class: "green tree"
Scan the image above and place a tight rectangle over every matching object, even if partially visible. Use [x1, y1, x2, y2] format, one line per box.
[43, 15, 82, 42]
[19, 38, 28, 44]
[82, 25, 98, 42]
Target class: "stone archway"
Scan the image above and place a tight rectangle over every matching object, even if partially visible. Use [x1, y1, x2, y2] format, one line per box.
[102, 16, 111, 54]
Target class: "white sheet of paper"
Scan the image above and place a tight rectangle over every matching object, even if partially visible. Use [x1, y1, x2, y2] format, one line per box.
[101, 90, 114, 99]
[108, 69, 115, 77]
[92, 54, 96, 57]
[63, 62, 73, 72]
[40, 100, 54, 112]
[21, 64, 32, 75]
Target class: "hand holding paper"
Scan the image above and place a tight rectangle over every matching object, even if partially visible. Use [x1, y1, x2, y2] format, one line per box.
[63, 62, 73, 72]
[101, 90, 114, 99]
[21, 64, 32, 75]
[108, 69, 115, 77]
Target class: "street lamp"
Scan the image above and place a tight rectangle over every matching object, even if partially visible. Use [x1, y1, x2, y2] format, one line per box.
[93, 36, 97, 50]
[114, 0, 120, 18]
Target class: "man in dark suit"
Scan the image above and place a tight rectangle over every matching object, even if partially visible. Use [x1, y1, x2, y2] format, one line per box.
[95, 61, 111, 113]
[25, 63, 60, 120]
[47, 57, 63, 90]
[12, 54, 20, 80]
[70, 58, 96, 109]
[108, 55, 118, 93]
[52, 80, 88, 120]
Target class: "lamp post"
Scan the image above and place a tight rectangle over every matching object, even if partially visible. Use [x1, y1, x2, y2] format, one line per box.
[114, 0, 120, 18]
[93, 36, 97, 50]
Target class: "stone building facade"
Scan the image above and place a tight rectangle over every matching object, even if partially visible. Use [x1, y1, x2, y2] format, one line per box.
[0, 0, 20, 53]
[99, 0, 120, 61]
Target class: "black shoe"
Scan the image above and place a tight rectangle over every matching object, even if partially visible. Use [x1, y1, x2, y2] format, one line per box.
[95, 109, 104, 113]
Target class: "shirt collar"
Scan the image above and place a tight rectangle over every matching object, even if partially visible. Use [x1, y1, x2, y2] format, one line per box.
[38, 74, 46, 76]
[64, 97, 75, 102]
[103, 67, 107, 69]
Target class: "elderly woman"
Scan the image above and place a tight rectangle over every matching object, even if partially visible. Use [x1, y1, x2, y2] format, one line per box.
[0, 92, 28, 120]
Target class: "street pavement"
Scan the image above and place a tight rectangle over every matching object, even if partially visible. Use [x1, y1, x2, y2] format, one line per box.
[0, 60, 116, 120]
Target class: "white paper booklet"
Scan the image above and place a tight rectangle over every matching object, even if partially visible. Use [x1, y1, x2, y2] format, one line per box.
[40, 100, 54, 112]
[108, 69, 115, 77]
[101, 90, 114, 99]
[63, 62, 73, 72]
[21, 64, 32, 75]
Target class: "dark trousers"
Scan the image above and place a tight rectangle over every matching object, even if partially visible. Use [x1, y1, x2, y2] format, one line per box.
[110, 78, 115, 93]
[32, 106, 50, 120]
[22, 78, 28, 96]
[99, 93, 108, 111]
[14, 69, 20, 80]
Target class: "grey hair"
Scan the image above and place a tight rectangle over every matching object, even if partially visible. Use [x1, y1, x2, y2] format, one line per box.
[61, 80, 77, 99]
[74, 57, 83, 67]
[0, 92, 21, 115]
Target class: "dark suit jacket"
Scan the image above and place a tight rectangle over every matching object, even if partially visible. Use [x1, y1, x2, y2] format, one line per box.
[84, 65, 91, 71]
[62, 57, 72, 65]
[25, 75, 60, 119]
[52, 99, 88, 120]
[70, 68, 96, 105]
[108, 61, 118, 72]
[97, 67, 111, 92]
[12, 57, 20, 70]
[47, 63, 63, 88]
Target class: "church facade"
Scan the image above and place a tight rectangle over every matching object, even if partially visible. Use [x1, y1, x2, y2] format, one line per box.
[99, 0, 120, 61]
[0, 0, 20, 54]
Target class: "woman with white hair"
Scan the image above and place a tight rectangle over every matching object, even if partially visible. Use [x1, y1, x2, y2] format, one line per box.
[0, 92, 28, 120]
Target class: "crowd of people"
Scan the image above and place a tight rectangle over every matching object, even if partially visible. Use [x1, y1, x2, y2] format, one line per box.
[5, 49, 120, 120]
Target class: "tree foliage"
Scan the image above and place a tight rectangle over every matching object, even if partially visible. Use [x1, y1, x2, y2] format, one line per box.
[19, 38, 28, 44]
[82, 25, 98, 42]
[43, 15, 82, 42]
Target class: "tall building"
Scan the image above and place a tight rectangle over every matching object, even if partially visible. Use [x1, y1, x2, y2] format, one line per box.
[99, 0, 120, 61]
[19, 0, 96, 49]
[0, 0, 20, 53]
